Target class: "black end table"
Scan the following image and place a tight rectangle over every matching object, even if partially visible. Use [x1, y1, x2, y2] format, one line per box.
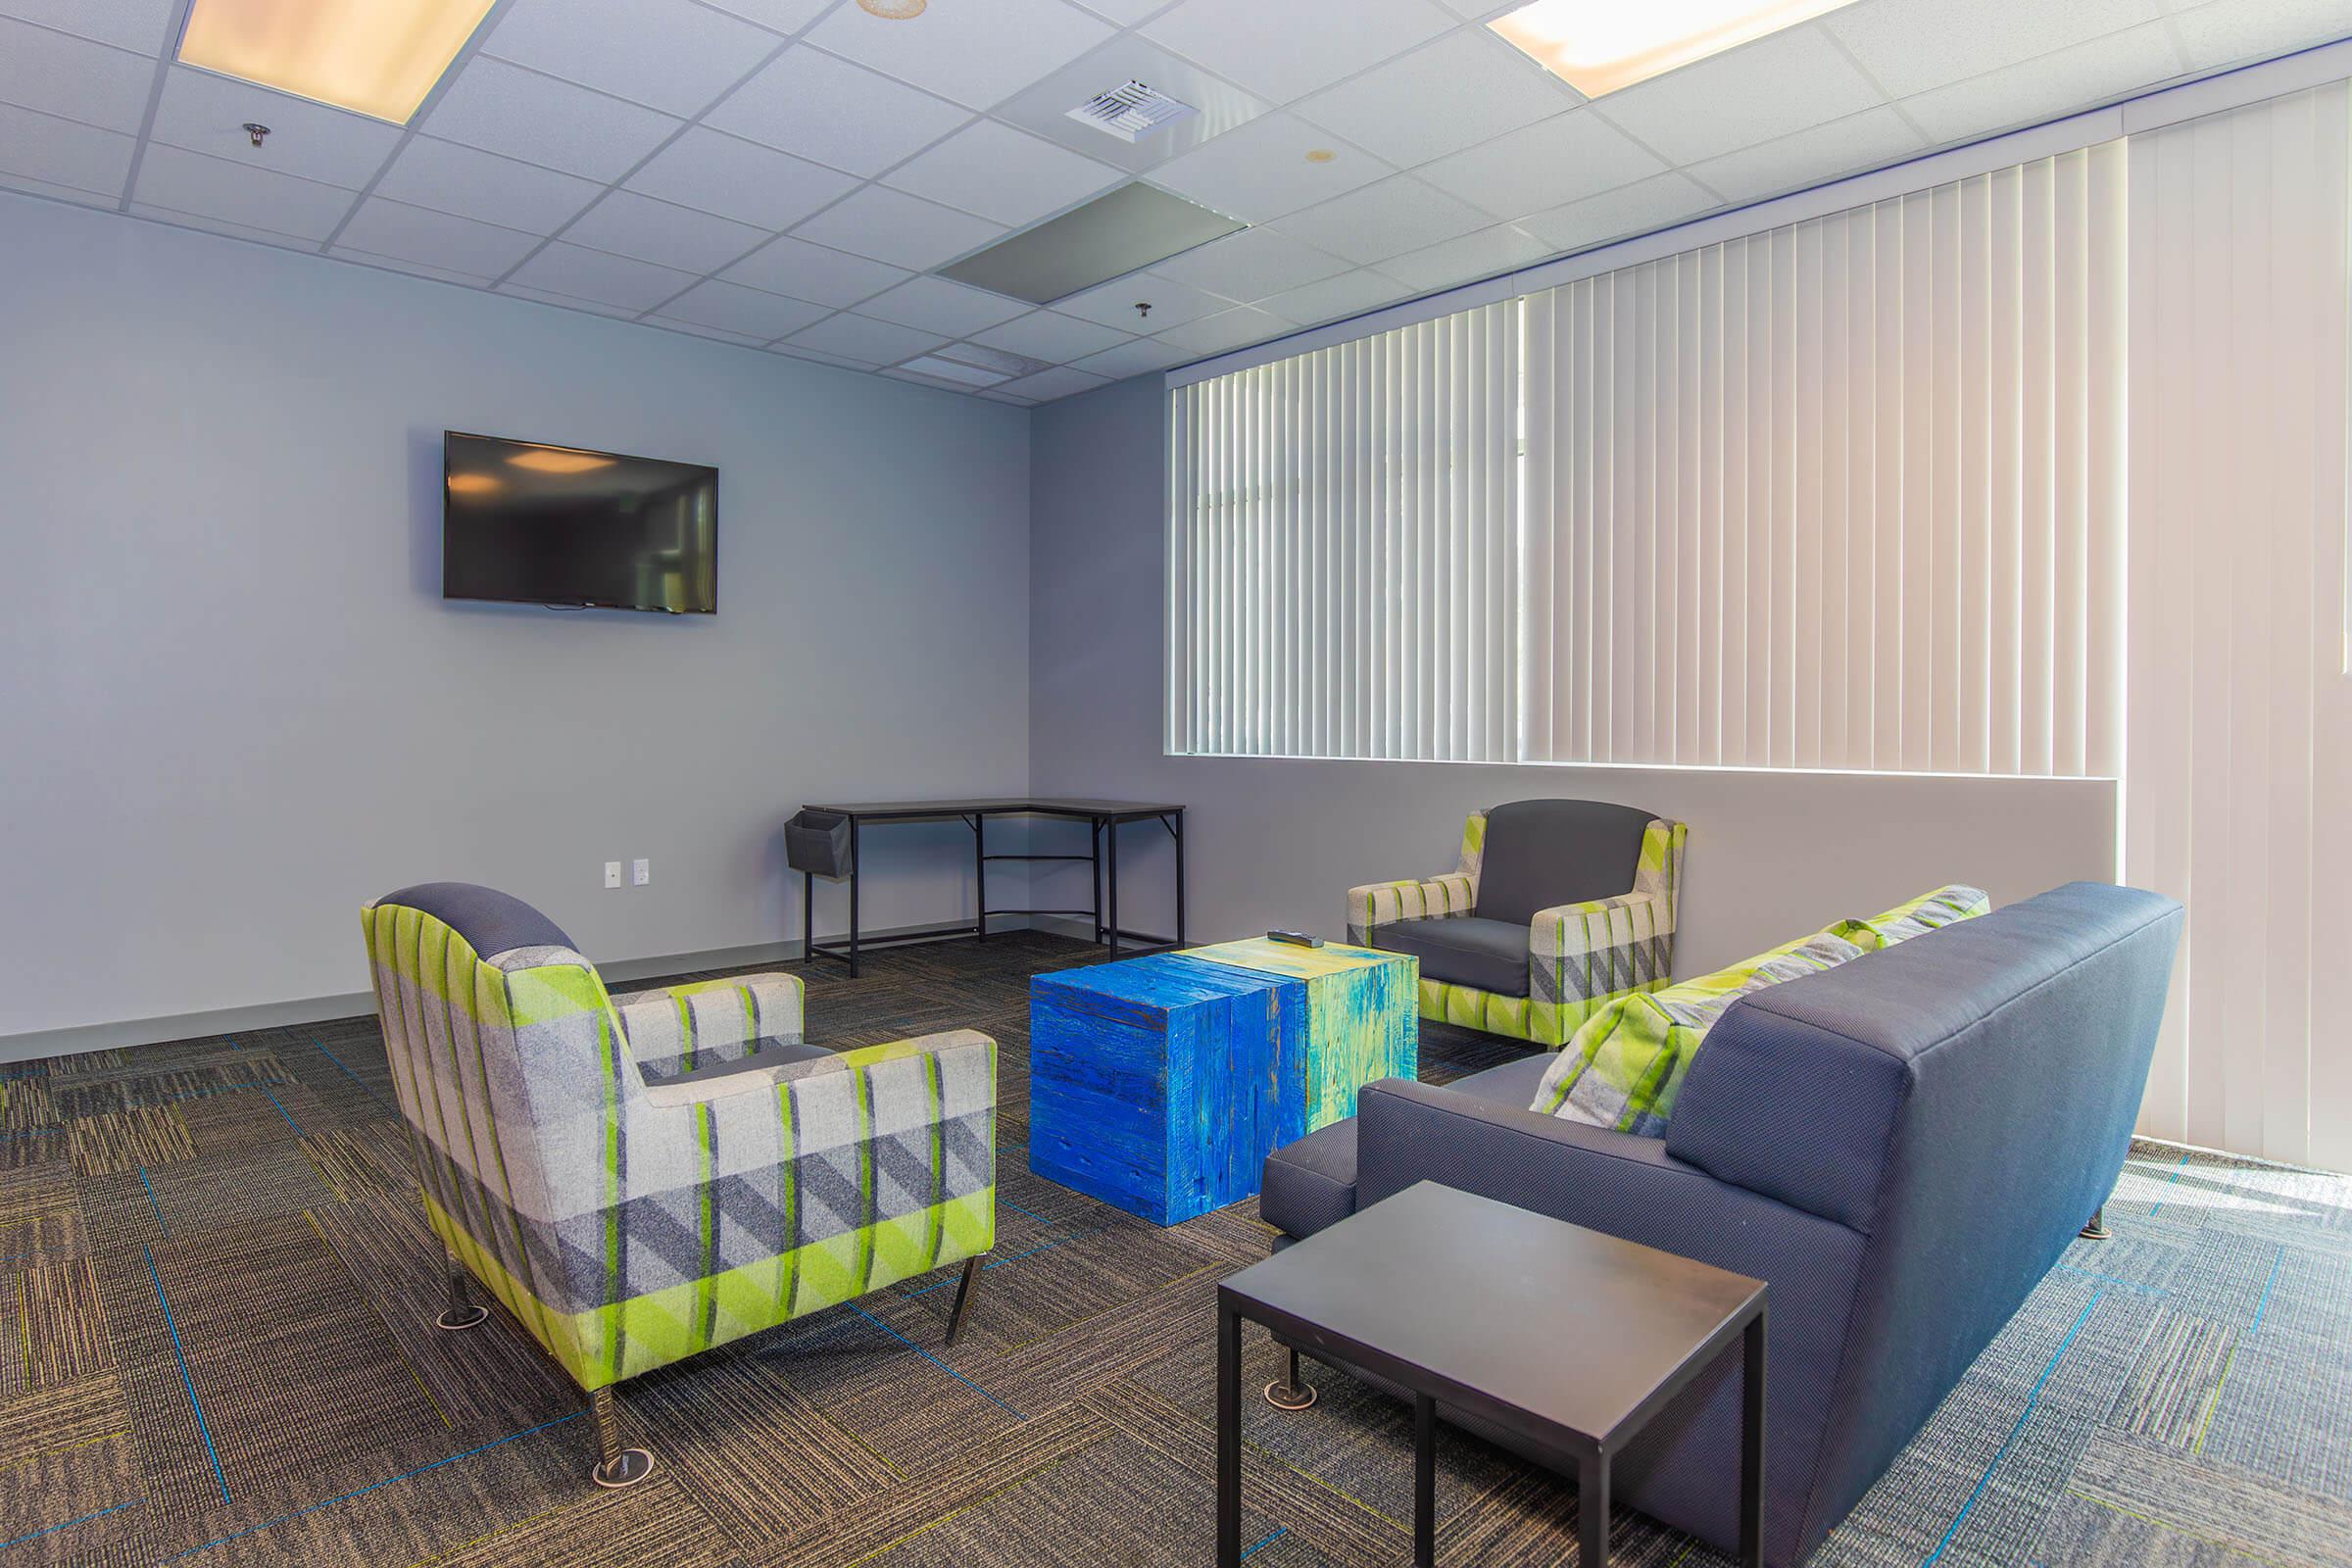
[1216, 1182, 1766, 1567]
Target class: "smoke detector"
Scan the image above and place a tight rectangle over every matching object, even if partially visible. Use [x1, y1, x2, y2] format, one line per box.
[1066, 80, 1197, 144]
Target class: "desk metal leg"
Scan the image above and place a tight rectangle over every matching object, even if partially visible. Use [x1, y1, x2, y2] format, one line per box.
[1217, 1302, 1241, 1566]
[1174, 810, 1187, 947]
[973, 811, 986, 944]
[1414, 1392, 1437, 1568]
[1107, 817, 1121, 959]
[801, 869, 812, 966]
[1092, 820, 1103, 944]
[848, 817, 862, 979]
[1580, 1448, 1610, 1567]
[1740, 1312, 1766, 1568]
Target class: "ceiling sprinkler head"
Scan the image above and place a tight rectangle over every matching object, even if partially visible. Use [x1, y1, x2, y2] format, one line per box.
[243, 122, 270, 148]
[1136, 302, 1152, 319]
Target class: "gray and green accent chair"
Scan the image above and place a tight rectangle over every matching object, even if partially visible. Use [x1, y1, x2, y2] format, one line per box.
[1347, 800, 1688, 1049]
[361, 882, 996, 1487]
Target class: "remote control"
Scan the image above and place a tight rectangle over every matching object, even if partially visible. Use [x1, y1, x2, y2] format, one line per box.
[1266, 929, 1324, 948]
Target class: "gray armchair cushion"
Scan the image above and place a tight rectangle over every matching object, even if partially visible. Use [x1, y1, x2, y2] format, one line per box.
[1371, 915, 1531, 996]
[1259, 1117, 1361, 1243]
[379, 881, 574, 956]
[645, 1034, 835, 1087]
[1474, 799, 1658, 926]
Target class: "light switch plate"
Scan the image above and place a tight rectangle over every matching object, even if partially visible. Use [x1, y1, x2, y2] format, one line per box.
[604, 861, 623, 889]
[632, 858, 652, 887]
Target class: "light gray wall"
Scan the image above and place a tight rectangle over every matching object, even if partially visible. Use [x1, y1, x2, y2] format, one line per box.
[1029, 372, 2119, 976]
[0, 194, 1033, 1045]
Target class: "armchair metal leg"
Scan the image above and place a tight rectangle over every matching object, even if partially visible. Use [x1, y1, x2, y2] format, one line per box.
[945, 1256, 983, 1347]
[588, 1386, 656, 1489]
[2080, 1205, 2112, 1241]
[1264, 1341, 1318, 1411]
[434, 1262, 488, 1332]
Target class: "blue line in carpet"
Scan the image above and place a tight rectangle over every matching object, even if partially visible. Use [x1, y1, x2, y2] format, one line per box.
[997, 1198, 1062, 1228]
[847, 1301, 1025, 1419]
[307, 1037, 390, 1107]
[143, 1244, 230, 1506]
[2053, 1264, 2165, 1295]
[1242, 1526, 1288, 1559]
[163, 1411, 582, 1560]
[0, 1500, 137, 1550]
[2147, 1152, 2190, 1215]
[2249, 1245, 2284, 1330]
[1920, 1289, 2102, 1567]
[138, 1166, 169, 1238]
[903, 1230, 1106, 1296]
[256, 1084, 305, 1135]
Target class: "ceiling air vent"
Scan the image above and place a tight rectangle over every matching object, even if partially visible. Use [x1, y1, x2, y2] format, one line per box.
[1066, 80, 1196, 144]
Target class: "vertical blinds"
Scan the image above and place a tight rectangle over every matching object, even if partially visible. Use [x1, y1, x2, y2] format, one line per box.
[2125, 83, 2352, 1168]
[1166, 302, 1519, 760]
[1520, 144, 2128, 775]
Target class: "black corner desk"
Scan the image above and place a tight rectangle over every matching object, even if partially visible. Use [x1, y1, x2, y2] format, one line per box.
[797, 798, 1186, 977]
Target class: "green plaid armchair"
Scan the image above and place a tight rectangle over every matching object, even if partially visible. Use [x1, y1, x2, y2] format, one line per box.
[361, 883, 995, 1486]
[1348, 800, 1687, 1049]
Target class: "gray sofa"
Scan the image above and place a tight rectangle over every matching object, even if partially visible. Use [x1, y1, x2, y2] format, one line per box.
[1259, 880, 2183, 1567]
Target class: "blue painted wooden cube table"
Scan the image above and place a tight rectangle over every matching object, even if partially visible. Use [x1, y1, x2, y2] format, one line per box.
[1028, 940, 1418, 1225]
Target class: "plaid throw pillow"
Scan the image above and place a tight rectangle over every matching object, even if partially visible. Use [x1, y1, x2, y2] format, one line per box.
[1827, 884, 1989, 951]
[1530, 929, 1866, 1136]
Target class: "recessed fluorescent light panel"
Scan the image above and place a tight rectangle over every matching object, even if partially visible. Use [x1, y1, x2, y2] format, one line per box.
[177, 0, 498, 123]
[1489, 0, 1860, 99]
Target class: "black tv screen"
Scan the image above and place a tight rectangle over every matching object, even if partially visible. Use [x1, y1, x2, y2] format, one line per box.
[443, 431, 717, 613]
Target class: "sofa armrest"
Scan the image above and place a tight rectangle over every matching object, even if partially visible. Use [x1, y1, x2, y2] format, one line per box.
[1529, 890, 1675, 1029]
[614, 972, 805, 1077]
[1347, 874, 1476, 945]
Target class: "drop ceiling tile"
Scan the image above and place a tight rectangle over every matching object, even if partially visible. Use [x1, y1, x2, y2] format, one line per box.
[993, 35, 1269, 174]
[0, 0, 173, 52]
[420, 57, 682, 183]
[897, 353, 1014, 386]
[1068, 0, 1174, 24]
[995, 367, 1113, 402]
[857, 275, 1032, 336]
[1255, 267, 1411, 326]
[652, 277, 830, 339]
[705, 46, 969, 178]
[1901, 22, 2184, 142]
[483, 0, 780, 118]
[1592, 24, 1883, 168]
[884, 365, 990, 393]
[1153, 304, 1282, 354]
[1272, 174, 1490, 266]
[696, 0, 831, 34]
[1144, 112, 1394, 224]
[1144, 0, 1454, 103]
[125, 202, 316, 248]
[720, 233, 909, 307]
[1056, 271, 1231, 331]
[806, 0, 1114, 110]
[2171, 0, 2352, 69]
[1380, 222, 1548, 291]
[791, 185, 1004, 271]
[1518, 170, 1719, 255]
[329, 247, 498, 287]
[1296, 29, 1581, 169]
[148, 68, 405, 188]
[498, 281, 641, 319]
[973, 310, 1131, 361]
[373, 136, 604, 235]
[335, 196, 542, 277]
[0, 20, 151, 134]
[767, 342, 871, 369]
[1826, 0, 2163, 100]
[977, 388, 1040, 406]
[882, 120, 1122, 227]
[507, 240, 700, 312]
[0, 171, 118, 209]
[563, 189, 769, 274]
[623, 125, 857, 230]
[1421, 109, 1666, 221]
[131, 143, 357, 240]
[1070, 336, 1196, 377]
[1684, 104, 1925, 206]
[1148, 225, 1348, 300]
[785, 313, 952, 366]
[660, 319, 765, 346]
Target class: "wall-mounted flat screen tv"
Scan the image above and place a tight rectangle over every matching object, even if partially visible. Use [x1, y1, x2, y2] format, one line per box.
[443, 431, 717, 613]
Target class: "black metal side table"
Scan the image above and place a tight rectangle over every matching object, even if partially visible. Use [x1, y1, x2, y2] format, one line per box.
[1216, 1182, 1767, 1567]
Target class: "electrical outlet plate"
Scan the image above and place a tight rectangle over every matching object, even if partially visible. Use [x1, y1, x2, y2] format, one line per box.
[604, 861, 622, 889]
[632, 858, 651, 887]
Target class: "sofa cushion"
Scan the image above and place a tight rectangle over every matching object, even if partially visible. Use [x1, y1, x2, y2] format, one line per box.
[1259, 1117, 1362, 1242]
[1475, 799, 1657, 927]
[1531, 929, 1866, 1135]
[1827, 884, 1989, 951]
[1371, 915, 1530, 996]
